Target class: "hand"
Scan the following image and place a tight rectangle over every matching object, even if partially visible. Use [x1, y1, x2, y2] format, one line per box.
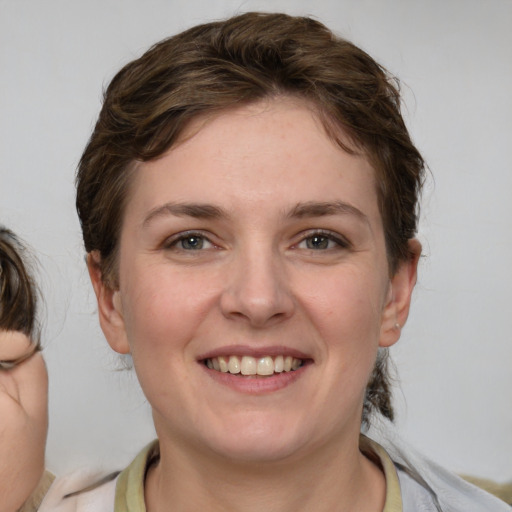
[0, 331, 48, 512]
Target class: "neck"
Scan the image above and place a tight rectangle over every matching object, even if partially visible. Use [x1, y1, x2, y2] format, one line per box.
[145, 432, 386, 512]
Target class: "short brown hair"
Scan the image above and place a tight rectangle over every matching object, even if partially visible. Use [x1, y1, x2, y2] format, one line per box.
[0, 227, 40, 346]
[76, 12, 425, 421]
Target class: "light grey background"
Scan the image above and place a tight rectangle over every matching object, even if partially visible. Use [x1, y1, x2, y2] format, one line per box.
[1, 0, 511, 481]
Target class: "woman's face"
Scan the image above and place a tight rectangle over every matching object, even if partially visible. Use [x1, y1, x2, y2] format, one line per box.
[91, 98, 417, 462]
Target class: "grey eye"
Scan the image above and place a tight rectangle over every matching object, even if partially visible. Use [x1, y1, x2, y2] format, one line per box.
[305, 235, 331, 250]
[180, 236, 205, 250]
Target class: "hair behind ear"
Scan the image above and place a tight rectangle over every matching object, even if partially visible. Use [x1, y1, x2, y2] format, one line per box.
[363, 348, 395, 425]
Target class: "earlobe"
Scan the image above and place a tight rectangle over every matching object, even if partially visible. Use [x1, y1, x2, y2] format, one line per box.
[87, 252, 131, 355]
[379, 239, 421, 348]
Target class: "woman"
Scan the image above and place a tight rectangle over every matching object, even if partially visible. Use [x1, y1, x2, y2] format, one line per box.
[0, 228, 52, 512]
[41, 12, 509, 511]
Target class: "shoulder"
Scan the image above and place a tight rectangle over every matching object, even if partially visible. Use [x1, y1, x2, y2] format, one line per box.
[18, 471, 55, 512]
[397, 466, 512, 511]
[362, 433, 511, 511]
[38, 470, 117, 512]
[38, 441, 158, 512]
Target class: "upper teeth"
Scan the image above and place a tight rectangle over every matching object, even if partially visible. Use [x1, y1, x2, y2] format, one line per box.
[205, 355, 302, 376]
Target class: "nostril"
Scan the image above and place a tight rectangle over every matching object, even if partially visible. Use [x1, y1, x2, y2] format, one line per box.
[218, 258, 295, 327]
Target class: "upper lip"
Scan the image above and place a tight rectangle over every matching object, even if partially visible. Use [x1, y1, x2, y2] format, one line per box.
[197, 345, 312, 361]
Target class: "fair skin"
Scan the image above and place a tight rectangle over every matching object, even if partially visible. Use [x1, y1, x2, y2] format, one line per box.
[89, 98, 419, 512]
[0, 330, 48, 512]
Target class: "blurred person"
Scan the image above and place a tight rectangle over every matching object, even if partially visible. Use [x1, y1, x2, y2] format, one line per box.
[0, 227, 52, 512]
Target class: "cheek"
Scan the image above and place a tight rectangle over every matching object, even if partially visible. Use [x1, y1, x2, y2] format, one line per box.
[300, 268, 388, 388]
[34, 358, 49, 424]
[14, 355, 48, 467]
[301, 268, 386, 340]
[121, 266, 220, 355]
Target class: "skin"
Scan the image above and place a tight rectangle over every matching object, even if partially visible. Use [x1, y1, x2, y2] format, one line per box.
[0, 331, 48, 512]
[89, 98, 419, 512]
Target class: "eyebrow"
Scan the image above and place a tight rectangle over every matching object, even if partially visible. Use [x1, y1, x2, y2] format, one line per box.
[143, 202, 228, 226]
[143, 200, 369, 227]
[287, 201, 369, 225]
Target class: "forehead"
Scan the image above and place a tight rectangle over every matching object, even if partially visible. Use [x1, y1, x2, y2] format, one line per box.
[127, 98, 380, 223]
[177, 97, 365, 167]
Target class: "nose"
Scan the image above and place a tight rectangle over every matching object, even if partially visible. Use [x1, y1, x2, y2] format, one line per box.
[220, 245, 295, 328]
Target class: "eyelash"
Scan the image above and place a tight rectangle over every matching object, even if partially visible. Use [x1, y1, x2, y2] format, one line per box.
[163, 231, 215, 251]
[295, 230, 350, 251]
[162, 229, 350, 253]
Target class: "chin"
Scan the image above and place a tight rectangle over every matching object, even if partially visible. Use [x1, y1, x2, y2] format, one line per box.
[213, 437, 306, 464]
[202, 415, 313, 464]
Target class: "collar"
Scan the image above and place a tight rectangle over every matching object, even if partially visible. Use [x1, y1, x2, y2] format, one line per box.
[115, 437, 402, 512]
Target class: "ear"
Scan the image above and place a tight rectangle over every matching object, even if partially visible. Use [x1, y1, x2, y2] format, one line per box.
[87, 251, 131, 354]
[379, 239, 421, 348]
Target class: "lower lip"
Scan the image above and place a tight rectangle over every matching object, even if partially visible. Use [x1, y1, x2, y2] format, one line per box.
[201, 364, 307, 394]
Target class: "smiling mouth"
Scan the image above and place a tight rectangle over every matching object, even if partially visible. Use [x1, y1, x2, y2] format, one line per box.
[204, 355, 304, 377]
